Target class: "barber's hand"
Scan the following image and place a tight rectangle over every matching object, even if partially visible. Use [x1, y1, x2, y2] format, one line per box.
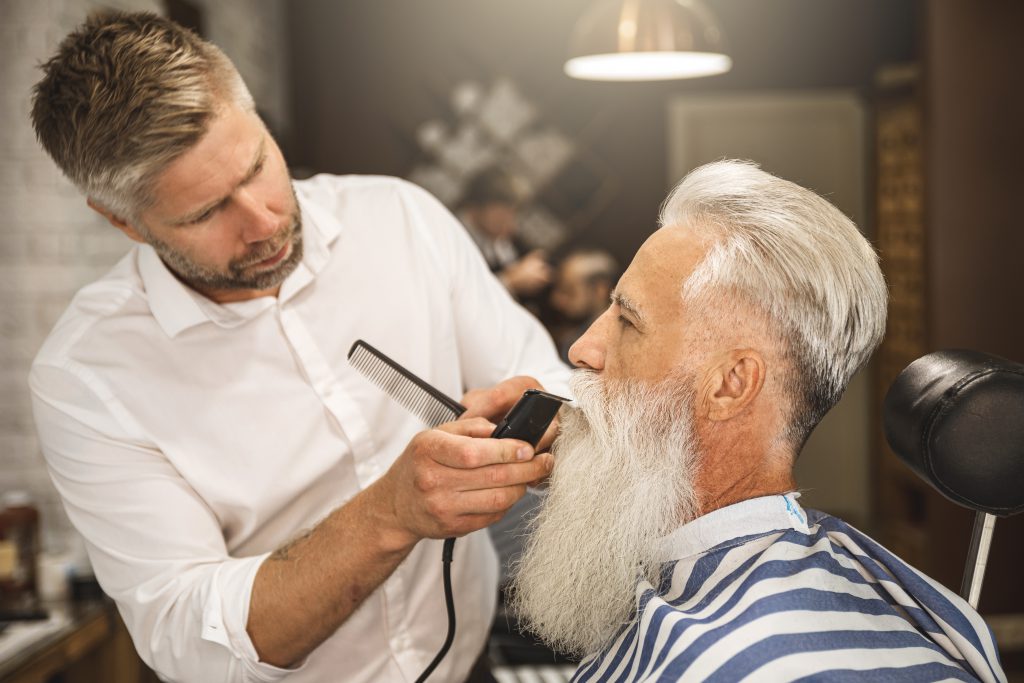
[500, 250, 552, 297]
[462, 375, 539, 421]
[461, 376, 562, 453]
[376, 418, 554, 542]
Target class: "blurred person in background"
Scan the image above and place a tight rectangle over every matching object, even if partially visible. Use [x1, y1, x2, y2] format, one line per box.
[457, 166, 552, 301]
[550, 248, 619, 363]
[511, 160, 1005, 682]
[28, 11, 568, 683]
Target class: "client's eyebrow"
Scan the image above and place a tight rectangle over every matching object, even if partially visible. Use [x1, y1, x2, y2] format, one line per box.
[611, 291, 647, 327]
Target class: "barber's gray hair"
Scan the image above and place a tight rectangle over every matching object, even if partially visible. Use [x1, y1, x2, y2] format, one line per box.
[31, 11, 255, 222]
[659, 159, 887, 446]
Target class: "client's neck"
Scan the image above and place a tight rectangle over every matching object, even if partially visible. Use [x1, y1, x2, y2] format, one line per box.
[692, 427, 797, 516]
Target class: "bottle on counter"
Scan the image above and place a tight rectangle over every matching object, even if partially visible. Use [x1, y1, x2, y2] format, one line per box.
[0, 490, 41, 611]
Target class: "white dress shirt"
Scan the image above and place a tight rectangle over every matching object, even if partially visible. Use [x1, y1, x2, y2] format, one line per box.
[29, 175, 570, 683]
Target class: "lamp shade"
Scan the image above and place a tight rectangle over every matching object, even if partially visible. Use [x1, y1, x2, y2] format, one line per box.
[565, 0, 732, 81]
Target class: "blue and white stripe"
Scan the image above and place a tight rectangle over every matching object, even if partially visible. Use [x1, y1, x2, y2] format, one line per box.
[572, 494, 1005, 682]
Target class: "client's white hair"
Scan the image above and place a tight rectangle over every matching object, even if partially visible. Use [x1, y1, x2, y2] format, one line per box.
[660, 159, 888, 445]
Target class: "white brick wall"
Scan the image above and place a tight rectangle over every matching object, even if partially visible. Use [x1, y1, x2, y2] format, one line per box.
[0, 0, 291, 551]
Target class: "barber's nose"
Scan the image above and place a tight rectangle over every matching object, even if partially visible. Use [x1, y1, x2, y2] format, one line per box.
[236, 188, 281, 243]
[568, 310, 608, 371]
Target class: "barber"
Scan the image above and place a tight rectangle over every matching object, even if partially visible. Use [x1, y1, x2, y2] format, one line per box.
[28, 12, 568, 683]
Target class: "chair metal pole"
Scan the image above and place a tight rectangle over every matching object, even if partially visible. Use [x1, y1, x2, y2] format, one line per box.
[961, 511, 997, 610]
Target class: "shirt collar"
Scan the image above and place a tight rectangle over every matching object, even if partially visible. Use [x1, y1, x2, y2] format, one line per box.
[656, 492, 809, 563]
[277, 188, 340, 303]
[139, 190, 341, 339]
[137, 244, 209, 338]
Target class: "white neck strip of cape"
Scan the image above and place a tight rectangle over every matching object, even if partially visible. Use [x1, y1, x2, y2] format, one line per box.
[656, 492, 810, 563]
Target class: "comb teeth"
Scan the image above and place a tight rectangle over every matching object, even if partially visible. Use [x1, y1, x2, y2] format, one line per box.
[348, 341, 465, 428]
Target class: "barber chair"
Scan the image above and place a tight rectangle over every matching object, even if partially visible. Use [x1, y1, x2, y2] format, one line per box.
[883, 349, 1024, 609]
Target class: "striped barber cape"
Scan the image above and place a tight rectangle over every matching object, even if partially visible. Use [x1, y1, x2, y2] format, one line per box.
[572, 493, 1005, 682]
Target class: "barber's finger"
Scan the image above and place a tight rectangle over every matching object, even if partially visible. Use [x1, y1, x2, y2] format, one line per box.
[427, 432, 535, 469]
[454, 485, 529, 516]
[435, 417, 496, 439]
[451, 454, 553, 492]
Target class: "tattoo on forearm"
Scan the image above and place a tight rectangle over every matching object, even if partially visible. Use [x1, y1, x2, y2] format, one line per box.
[271, 527, 315, 561]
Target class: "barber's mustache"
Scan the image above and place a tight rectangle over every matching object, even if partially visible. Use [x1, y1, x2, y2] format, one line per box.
[234, 217, 302, 268]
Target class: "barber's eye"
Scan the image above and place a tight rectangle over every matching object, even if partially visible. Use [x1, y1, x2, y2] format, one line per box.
[191, 208, 215, 224]
[618, 314, 634, 329]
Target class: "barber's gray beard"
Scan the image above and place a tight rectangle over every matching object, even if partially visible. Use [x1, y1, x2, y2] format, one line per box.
[151, 216, 304, 293]
[509, 371, 700, 658]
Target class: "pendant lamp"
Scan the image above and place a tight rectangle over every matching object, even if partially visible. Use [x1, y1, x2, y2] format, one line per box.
[565, 0, 732, 81]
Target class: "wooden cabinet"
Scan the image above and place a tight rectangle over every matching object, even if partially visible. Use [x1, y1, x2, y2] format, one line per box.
[0, 602, 159, 683]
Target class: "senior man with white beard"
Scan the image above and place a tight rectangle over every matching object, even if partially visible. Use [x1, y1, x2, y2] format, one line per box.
[510, 160, 1006, 682]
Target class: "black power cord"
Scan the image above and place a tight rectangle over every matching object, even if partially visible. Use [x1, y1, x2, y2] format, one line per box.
[414, 537, 456, 683]
[413, 390, 568, 682]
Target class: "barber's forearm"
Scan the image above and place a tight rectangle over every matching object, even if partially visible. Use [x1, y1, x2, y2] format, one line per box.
[246, 481, 418, 668]
[246, 418, 549, 668]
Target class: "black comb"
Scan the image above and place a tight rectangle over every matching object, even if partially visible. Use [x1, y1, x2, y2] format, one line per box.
[347, 340, 466, 428]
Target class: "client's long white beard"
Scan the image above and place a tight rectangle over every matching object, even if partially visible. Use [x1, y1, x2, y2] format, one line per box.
[509, 370, 701, 658]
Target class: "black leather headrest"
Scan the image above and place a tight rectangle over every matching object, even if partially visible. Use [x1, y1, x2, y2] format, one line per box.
[883, 349, 1024, 517]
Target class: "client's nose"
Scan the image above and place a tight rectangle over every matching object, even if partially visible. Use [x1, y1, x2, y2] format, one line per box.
[568, 311, 609, 371]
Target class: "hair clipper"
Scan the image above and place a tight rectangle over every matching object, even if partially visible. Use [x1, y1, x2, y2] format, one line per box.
[489, 389, 570, 445]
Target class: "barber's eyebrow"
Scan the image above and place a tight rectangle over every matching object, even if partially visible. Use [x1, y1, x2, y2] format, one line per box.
[611, 291, 647, 327]
[172, 139, 267, 226]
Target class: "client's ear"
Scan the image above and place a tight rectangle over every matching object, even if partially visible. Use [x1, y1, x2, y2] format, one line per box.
[87, 197, 147, 243]
[701, 349, 766, 422]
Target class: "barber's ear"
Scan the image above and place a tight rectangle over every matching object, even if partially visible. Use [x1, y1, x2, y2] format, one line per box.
[701, 349, 766, 422]
[86, 197, 147, 243]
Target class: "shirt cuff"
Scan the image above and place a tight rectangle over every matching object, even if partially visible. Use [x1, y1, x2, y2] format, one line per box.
[200, 552, 310, 681]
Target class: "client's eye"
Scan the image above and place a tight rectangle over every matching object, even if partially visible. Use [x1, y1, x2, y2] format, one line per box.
[618, 314, 634, 329]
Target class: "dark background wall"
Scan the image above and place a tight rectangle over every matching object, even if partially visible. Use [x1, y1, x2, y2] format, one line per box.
[926, 1, 1024, 362]
[923, 0, 1024, 618]
[286, 0, 916, 260]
